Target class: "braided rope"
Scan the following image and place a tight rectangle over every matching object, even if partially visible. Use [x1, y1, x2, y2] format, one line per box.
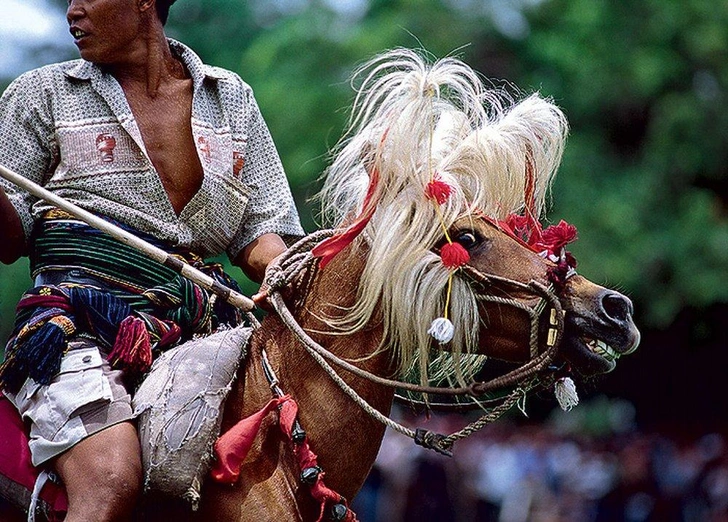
[270, 289, 551, 454]
[441, 377, 547, 448]
[269, 291, 416, 440]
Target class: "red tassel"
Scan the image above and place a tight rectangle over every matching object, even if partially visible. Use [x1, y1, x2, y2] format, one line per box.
[505, 214, 542, 245]
[440, 242, 470, 269]
[538, 220, 578, 253]
[109, 316, 152, 374]
[425, 177, 452, 205]
[523, 157, 543, 242]
[311, 218, 371, 270]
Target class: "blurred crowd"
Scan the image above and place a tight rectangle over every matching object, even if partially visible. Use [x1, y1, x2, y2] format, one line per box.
[350, 397, 728, 522]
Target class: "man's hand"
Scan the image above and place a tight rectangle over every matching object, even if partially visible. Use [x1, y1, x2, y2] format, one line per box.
[251, 249, 288, 313]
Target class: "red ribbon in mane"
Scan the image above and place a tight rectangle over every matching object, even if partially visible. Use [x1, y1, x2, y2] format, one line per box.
[312, 165, 380, 269]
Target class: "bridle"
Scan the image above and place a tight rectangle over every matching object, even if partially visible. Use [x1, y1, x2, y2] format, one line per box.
[259, 229, 570, 456]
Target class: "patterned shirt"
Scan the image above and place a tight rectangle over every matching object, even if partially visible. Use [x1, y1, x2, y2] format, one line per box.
[0, 39, 303, 260]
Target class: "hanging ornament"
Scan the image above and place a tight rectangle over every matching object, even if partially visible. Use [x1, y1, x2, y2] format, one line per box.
[423, 169, 471, 345]
[554, 376, 579, 411]
[425, 177, 452, 205]
[427, 317, 455, 344]
[440, 242, 469, 269]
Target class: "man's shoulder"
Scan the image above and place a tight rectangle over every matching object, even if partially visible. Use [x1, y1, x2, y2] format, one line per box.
[9, 60, 88, 88]
[2, 61, 85, 103]
[169, 39, 250, 90]
[204, 64, 245, 84]
[22, 60, 86, 78]
[202, 65, 256, 102]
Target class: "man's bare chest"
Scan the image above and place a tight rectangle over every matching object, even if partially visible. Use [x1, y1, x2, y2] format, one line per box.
[126, 83, 203, 214]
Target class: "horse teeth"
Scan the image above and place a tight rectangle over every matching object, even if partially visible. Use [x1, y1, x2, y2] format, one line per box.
[583, 338, 619, 361]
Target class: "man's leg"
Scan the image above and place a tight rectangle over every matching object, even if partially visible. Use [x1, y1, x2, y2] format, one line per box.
[54, 421, 142, 522]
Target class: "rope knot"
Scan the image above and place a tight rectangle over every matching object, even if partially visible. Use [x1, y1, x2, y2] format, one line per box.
[414, 428, 453, 457]
[264, 265, 288, 292]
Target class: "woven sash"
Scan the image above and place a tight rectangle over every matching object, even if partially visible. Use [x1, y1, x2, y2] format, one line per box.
[0, 210, 244, 393]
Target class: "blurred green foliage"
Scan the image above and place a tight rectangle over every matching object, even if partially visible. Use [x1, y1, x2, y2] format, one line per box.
[1, 0, 726, 344]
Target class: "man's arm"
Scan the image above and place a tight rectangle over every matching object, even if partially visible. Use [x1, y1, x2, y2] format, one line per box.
[0, 70, 58, 263]
[232, 232, 288, 284]
[0, 186, 26, 264]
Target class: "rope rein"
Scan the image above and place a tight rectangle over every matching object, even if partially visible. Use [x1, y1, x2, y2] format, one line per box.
[261, 231, 565, 456]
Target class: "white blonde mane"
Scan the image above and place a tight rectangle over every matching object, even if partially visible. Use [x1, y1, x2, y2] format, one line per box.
[319, 49, 568, 385]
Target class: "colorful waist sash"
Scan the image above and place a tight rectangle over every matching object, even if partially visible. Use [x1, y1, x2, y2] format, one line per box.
[0, 210, 244, 393]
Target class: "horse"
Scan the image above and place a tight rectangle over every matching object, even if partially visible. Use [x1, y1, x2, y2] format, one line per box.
[3, 49, 639, 521]
[173, 49, 640, 521]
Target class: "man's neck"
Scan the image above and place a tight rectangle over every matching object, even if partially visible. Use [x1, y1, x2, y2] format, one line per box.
[106, 33, 186, 98]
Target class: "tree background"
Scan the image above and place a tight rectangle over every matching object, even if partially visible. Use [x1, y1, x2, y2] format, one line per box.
[1, 0, 726, 432]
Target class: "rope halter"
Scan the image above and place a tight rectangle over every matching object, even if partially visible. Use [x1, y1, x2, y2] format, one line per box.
[259, 229, 575, 456]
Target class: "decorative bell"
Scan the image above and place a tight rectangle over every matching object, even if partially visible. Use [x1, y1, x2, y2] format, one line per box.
[330, 503, 348, 521]
[300, 466, 322, 485]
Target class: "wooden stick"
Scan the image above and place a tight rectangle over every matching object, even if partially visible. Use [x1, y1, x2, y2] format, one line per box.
[0, 163, 255, 311]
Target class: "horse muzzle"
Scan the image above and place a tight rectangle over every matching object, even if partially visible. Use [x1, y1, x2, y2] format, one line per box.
[559, 276, 641, 375]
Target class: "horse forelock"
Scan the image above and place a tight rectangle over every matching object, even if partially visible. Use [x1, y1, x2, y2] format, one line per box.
[318, 49, 569, 385]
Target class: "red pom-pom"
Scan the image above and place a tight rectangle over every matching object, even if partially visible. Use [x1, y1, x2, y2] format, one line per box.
[540, 220, 578, 251]
[505, 214, 538, 243]
[440, 242, 470, 269]
[425, 178, 452, 205]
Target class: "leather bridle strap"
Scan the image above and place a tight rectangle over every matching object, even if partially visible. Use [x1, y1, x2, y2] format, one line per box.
[259, 232, 568, 455]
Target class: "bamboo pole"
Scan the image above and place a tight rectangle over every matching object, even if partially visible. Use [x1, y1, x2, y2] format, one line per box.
[0, 163, 255, 311]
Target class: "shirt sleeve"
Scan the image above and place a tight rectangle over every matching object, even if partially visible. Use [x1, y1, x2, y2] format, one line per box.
[226, 89, 304, 259]
[0, 69, 57, 240]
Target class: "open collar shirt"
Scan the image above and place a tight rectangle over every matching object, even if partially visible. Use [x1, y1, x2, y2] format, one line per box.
[0, 39, 303, 260]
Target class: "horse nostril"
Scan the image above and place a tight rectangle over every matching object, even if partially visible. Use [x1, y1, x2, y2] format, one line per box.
[601, 292, 633, 323]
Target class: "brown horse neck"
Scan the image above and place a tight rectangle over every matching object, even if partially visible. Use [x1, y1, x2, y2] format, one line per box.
[219, 242, 397, 516]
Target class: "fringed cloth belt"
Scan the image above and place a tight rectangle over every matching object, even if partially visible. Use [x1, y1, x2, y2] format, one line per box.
[0, 209, 244, 394]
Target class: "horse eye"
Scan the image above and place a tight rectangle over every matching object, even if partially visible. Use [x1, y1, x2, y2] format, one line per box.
[454, 231, 479, 250]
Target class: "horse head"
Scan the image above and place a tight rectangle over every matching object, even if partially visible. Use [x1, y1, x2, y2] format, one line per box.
[312, 48, 640, 400]
[447, 214, 639, 376]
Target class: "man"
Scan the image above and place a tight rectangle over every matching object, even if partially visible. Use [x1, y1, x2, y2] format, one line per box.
[0, 0, 303, 520]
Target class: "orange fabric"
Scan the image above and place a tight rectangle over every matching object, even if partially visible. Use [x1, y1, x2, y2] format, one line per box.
[210, 396, 290, 483]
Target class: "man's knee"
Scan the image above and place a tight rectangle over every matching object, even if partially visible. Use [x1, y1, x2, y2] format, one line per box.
[55, 422, 142, 521]
[83, 465, 142, 520]
[68, 463, 141, 521]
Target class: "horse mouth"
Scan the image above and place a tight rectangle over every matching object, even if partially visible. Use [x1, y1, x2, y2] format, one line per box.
[582, 337, 620, 362]
[555, 283, 640, 376]
[561, 317, 640, 376]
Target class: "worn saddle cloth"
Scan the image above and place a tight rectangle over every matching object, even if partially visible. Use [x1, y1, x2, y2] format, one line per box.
[133, 324, 252, 510]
